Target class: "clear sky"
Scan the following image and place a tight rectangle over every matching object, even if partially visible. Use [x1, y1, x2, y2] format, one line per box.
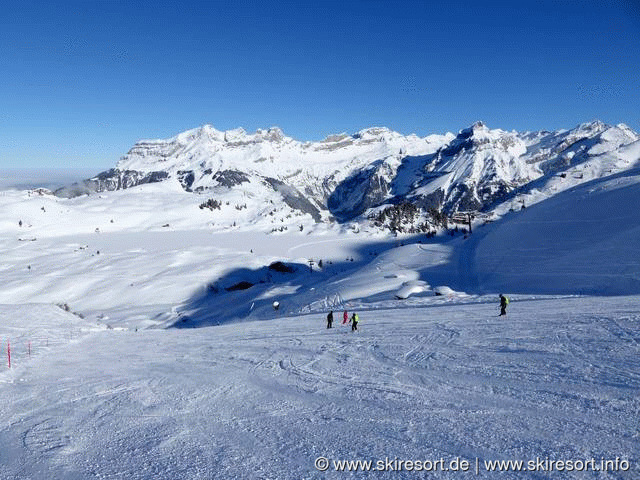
[1, 0, 639, 168]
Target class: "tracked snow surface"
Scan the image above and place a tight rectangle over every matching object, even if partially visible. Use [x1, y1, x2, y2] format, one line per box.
[0, 123, 639, 478]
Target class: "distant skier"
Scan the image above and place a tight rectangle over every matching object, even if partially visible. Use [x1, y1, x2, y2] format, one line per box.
[351, 312, 359, 331]
[499, 294, 509, 316]
[343, 310, 348, 325]
[327, 310, 334, 329]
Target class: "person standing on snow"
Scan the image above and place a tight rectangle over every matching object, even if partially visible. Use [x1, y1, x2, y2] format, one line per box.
[343, 310, 348, 325]
[351, 312, 359, 331]
[327, 310, 334, 329]
[499, 294, 509, 316]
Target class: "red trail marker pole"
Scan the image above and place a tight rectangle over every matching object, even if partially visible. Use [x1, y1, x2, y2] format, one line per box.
[7, 340, 11, 369]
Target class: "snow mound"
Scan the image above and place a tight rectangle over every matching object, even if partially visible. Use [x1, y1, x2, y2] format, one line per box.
[433, 285, 467, 297]
[395, 280, 429, 299]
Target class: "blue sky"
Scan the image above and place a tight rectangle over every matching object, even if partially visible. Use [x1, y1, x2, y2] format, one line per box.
[1, 0, 639, 168]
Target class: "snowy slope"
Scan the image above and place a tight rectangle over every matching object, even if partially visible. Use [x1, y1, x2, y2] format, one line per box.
[0, 297, 638, 479]
[472, 168, 640, 295]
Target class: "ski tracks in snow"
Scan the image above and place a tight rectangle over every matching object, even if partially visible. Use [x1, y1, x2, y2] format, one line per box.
[0, 298, 639, 478]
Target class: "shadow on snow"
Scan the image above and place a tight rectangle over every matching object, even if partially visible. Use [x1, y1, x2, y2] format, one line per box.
[168, 233, 470, 329]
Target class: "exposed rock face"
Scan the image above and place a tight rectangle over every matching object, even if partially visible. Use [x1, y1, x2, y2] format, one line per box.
[211, 170, 250, 188]
[262, 177, 322, 223]
[328, 160, 394, 220]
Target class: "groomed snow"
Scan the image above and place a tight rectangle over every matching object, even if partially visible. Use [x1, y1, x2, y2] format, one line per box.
[1, 297, 638, 479]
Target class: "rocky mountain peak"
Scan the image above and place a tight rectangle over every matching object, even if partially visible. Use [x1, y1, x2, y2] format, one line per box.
[457, 121, 488, 139]
[54, 120, 639, 234]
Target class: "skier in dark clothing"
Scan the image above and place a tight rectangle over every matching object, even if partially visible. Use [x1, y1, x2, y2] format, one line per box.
[351, 313, 359, 331]
[499, 294, 509, 316]
[327, 310, 334, 329]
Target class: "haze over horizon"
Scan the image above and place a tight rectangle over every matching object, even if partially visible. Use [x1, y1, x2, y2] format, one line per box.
[1, 0, 639, 168]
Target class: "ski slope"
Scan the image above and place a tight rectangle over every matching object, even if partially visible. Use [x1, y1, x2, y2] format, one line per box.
[0, 297, 638, 479]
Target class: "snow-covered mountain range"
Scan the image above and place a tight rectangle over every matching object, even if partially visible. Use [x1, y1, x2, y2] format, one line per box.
[55, 121, 640, 232]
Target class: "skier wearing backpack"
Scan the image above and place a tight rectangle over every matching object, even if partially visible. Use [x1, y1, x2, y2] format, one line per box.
[499, 294, 509, 316]
[327, 310, 334, 329]
[351, 312, 359, 331]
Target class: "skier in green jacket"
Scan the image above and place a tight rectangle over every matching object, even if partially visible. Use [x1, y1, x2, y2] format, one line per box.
[351, 312, 359, 331]
[499, 294, 509, 316]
